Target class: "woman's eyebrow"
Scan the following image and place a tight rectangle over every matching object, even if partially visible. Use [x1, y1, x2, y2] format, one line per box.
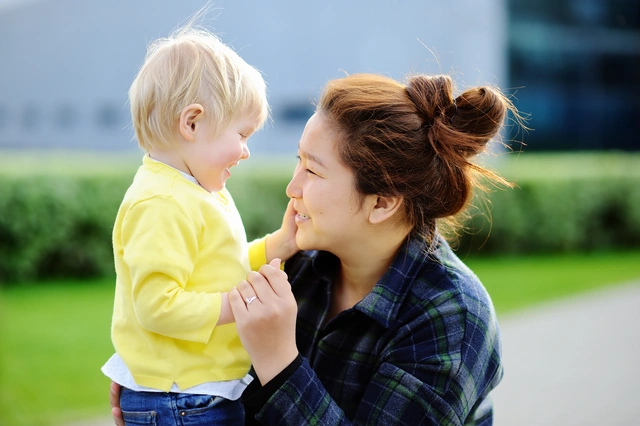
[300, 150, 327, 169]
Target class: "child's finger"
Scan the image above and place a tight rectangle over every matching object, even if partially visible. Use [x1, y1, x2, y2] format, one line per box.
[285, 199, 297, 217]
[269, 258, 281, 269]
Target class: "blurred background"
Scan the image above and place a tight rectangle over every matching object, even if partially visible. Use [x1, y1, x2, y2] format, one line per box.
[1, 0, 638, 154]
[1, 0, 639, 425]
[0, 0, 510, 155]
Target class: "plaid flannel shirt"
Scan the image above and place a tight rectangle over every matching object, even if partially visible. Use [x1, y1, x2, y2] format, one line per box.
[243, 236, 503, 425]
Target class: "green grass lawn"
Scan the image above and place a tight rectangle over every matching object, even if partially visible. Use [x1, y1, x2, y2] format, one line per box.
[465, 250, 640, 315]
[2, 250, 640, 425]
[0, 281, 115, 426]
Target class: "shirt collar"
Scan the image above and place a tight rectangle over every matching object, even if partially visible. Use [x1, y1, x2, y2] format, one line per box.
[357, 236, 433, 328]
[145, 154, 200, 185]
[310, 236, 436, 329]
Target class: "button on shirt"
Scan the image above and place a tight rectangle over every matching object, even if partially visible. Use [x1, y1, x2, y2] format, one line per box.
[243, 236, 503, 426]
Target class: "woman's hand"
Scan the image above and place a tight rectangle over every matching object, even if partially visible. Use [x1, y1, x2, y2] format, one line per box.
[110, 382, 125, 426]
[230, 259, 299, 385]
[266, 199, 299, 262]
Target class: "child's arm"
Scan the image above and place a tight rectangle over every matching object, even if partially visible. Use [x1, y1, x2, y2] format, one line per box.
[122, 198, 225, 343]
[217, 292, 234, 326]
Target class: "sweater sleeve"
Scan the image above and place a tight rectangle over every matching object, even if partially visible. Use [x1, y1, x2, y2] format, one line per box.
[248, 235, 287, 271]
[248, 236, 268, 272]
[121, 196, 220, 343]
[242, 355, 303, 425]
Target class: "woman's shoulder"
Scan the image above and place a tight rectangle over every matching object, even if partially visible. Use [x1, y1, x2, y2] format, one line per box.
[399, 240, 501, 358]
[409, 238, 496, 321]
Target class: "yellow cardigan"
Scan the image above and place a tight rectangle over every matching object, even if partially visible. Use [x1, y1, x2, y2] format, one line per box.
[110, 155, 268, 391]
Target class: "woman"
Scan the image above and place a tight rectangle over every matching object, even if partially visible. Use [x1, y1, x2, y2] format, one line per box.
[112, 72, 518, 425]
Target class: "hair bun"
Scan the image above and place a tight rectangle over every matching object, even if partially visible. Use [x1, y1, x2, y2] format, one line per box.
[405, 75, 457, 128]
[452, 86, 508, 154]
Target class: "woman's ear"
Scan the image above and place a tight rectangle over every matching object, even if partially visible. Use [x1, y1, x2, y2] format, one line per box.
[179, 104, 204, 140]
[368, 195, 404, 225]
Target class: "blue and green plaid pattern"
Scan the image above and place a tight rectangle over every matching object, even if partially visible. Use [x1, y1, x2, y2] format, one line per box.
[248, 236, 502, 425]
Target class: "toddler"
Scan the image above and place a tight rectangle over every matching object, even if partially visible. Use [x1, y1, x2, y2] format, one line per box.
[102, 23, 294, 425]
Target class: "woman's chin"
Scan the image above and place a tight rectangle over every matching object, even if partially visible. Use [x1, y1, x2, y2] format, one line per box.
[294, 233, 315, 251]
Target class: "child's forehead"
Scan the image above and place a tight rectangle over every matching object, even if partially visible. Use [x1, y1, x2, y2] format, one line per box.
[242, 107, 268, 128]
[244, 113, 264, 130]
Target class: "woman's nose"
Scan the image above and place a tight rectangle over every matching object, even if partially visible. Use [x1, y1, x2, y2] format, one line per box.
[285, 164, 302, 199]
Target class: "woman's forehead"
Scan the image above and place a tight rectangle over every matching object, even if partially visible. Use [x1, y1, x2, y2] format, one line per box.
[299, 114, 336, 160]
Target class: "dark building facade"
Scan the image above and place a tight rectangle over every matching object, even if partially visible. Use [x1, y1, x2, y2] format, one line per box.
[508, 0, 640, 151]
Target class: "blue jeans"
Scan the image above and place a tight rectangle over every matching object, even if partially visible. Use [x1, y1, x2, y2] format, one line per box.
[120, 387, 244, 426]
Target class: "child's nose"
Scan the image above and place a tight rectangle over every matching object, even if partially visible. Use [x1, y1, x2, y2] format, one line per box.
[241, 145, 250, 160]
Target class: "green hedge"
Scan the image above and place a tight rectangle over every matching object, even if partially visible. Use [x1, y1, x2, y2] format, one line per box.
[0, 167, 292, 284]
[458, 152, 640, 254]
[1, 152, 639, 284]
[459, 175, 640, 254]
[0, 175, 130, 282]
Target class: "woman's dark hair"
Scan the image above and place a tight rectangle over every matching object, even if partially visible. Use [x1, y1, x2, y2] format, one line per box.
[317, 73, 520, 248]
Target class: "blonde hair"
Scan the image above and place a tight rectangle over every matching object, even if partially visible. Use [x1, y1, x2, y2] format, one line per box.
[129, 26, 269, 151]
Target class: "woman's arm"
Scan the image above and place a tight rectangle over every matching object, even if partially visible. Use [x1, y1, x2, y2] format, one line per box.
[240, 337, 467, 425]
[231, 266, 501, 425]
[108, 356, 463, 426]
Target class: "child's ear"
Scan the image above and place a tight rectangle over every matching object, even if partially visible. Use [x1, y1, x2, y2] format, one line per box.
[179, 104, 204, 140]
[368, 195, 404, 225]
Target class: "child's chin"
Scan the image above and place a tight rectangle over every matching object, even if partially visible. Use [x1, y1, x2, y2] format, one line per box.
[205, 183, 225, 193]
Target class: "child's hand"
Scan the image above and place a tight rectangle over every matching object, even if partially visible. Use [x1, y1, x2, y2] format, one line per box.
[279, 199, 298, 253]
[266, 199, 299, 262]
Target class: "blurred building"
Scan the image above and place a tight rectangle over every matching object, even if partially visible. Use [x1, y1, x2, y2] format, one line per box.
[2, 0, 637, 154]
[508, 0, 640, 151]
[0, 0, 508, 156]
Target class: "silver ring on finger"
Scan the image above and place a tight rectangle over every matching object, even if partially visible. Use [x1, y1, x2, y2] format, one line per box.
[245, 296, 258, 305]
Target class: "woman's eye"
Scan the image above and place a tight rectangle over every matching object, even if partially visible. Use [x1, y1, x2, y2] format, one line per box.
[295, 156, 319, 176]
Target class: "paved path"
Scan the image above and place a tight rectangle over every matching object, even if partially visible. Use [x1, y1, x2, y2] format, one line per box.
[492, 281, 640, 426]
[72, 282, 640, 426]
